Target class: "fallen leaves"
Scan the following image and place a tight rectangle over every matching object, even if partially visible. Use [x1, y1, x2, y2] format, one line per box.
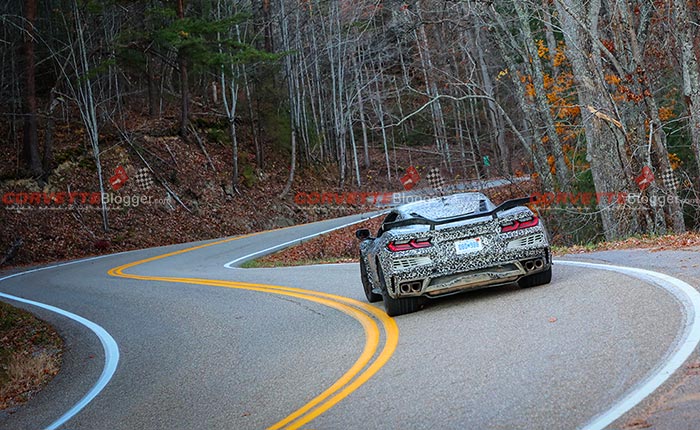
[253, 217, 384, 267]
[688, 362, 700, 376]
[624, 418, 652, 429]
[553, 232, 700, 256]
[0, 302, 63, 411]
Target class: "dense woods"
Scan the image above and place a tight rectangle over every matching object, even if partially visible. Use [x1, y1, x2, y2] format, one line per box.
[2, 0, 700, 249]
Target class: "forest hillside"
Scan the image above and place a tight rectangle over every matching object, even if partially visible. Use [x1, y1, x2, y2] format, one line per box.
[2, 0, 700, 266]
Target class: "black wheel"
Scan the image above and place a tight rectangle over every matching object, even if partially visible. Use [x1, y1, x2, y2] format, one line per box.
[382, 290, 423, 317]
[519, 266, 552, 288]
[377, 263, 422, 316]
[360, 257, 382, 303]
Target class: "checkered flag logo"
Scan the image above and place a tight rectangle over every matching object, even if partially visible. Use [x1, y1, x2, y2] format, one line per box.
[426, 167, 445, 191]
[661, 168, 680, 193]
[133, 168, 155, 190]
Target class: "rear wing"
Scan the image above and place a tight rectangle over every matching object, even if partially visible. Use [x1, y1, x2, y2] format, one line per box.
[383, 196, 534, 232]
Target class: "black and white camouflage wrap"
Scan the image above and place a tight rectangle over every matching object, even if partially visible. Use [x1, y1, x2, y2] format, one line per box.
[359, 192, 551, 299]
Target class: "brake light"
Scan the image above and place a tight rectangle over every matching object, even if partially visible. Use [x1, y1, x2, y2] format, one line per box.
[411, 238, 432, 249]
[387, 238, 432, 252]
[501, 216, 539, 233]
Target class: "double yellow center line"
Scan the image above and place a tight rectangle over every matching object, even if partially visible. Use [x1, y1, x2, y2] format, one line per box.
[107, 232, 398, 429]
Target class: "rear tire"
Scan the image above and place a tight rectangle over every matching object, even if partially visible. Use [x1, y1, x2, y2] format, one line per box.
[382, 291, 423, 317]
[519, 266, 552, 288]
[360, 257, 382, 303]
[377, 264, 422, 316]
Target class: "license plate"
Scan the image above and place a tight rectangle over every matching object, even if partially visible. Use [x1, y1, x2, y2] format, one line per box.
[454, 237, 483, 254]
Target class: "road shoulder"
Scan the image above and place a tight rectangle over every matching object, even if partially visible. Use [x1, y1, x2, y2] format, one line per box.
[562, 249, 700, 430]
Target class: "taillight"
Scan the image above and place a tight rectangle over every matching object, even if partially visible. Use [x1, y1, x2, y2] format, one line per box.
[501, 216, 539, 233]
[387, 238, 432, 252]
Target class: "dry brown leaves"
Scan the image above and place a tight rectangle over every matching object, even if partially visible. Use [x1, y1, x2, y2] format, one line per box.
[554, 232, 700, 255]
[0, 301, 62, 410]
[254, 217, 384, 267]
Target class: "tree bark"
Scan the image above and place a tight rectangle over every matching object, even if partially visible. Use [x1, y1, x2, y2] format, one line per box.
[615, 0, 684, 233]
[262, 0, 273, 52]
[279, 0, 298, 197]
[66, 0, 109, 231]
[415, 2, 451, 172]
[473, 24, 509, 177]
[555, 0, 639, 239]
[487, 12, 553, 189]
[353, 52, 370, 169]
[146, 56, 157, 117]
[676, 0, 700, 180]
[513, 1, 569, 191]
[22, 0, 41, 177]
[42, 86, 60, 176]
[177, 0, 189, 137]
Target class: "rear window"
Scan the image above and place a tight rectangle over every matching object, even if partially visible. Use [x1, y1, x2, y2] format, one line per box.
[408, 199, 481, 220]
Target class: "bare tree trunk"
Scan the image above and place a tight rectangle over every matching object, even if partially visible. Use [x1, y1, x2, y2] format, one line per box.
[279, 0, 298, 197]
[676, 0, 700, 178]
[22, 0, 41, 177]
[473, 24, 509, 176]
[468, 100, 483, 180]
[615, 0, 684, 233]
[555, 0, 639, 239]
[325, 1, 348, 186]
[345, 50, 361, 186]
[486, 11, 553, 189]
[230, 23, 261, 170]
[372, 69, 391, 181]
[280, 129, 296, 198]
[229, 119, 239, 189]
[218, 1, 242, 192]
[292, 8, 311, 166]
[353, 52, 370, 169]
[392, 74, 411, 143]
[177, 0, 189, 137]
[513, 1, 569, 190]
[42, 85, 60, 175]
[63, 0, 109, 231]
[454, 102, 469, 178]
[309, 23, 330, 162]
[146, 56, 157, 117]
[415, 1, 451, 172]
[397, 48, 416, 135]
[541, 0, 560, 77]
[347, 102, 361, 187]
[261, 0, 273, 52]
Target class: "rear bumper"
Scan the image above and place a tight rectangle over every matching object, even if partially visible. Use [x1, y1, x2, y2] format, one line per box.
[389, 250, 550, 299]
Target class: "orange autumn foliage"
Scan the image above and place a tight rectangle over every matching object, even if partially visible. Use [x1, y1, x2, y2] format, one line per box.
[658, 106, 675, 121]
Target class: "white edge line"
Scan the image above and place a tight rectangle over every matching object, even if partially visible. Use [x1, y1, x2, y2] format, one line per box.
[225, 228, 700, 429]
[0, 254, 121, 430]
[220, 210, 700, 430]
[0, 213, 378, 427]
[223, 213, 385, 269]
[0, 213, 374, 428]
[556, 260, 700, 430]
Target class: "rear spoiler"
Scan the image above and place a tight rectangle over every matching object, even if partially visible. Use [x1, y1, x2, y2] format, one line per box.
[383, 196, 534, 232]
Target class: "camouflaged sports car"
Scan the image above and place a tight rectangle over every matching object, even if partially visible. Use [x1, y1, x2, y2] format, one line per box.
[355, 192, 551, 316]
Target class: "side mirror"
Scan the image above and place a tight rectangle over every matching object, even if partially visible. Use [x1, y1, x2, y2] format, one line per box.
[355, 229, 372, 240]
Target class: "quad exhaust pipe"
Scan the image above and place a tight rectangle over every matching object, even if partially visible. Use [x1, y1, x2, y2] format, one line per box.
[399, 281, 423, 294]
[524, 258, 545, 273]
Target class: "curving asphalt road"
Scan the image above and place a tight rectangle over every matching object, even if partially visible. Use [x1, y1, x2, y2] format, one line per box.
[0, 214, 698, 430]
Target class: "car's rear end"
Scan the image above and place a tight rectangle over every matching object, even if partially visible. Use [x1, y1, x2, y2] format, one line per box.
[378, 195, 550, 300]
